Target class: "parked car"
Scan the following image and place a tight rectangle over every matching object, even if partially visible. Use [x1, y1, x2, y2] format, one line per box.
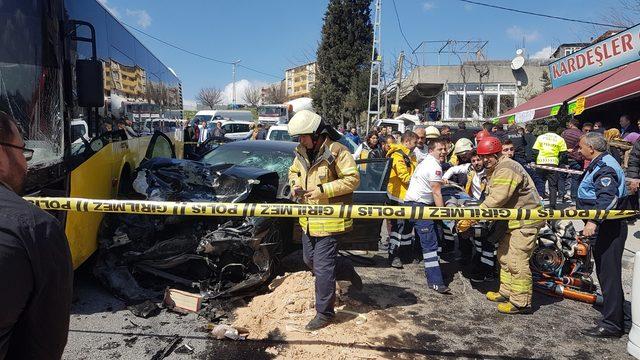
[192, 110, 254, 124]
[266, 125, 363, 159]
[208, 120, 254, 140]
[266, 125, 291, 141]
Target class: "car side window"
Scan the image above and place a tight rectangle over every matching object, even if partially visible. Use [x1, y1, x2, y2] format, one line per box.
[356, 158, 392, 191]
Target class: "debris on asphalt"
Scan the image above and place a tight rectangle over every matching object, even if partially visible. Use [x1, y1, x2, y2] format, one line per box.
[174, 343, 195, 355]
[150, 335, 182, 360]
[128, 300, 160, 318]
[211, 324, 247, 340]
[123, 336, 138, 348]
[97, 341, 121, 351]
[163, 288, 203, 313]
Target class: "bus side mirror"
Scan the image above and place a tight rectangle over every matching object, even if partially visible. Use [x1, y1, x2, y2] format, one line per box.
[76, 59, 104, 108]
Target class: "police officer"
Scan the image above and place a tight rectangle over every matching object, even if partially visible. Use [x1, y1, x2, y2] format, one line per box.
[0, 112, 73, 358]
[287, 110, 363, 331]
[532, 120, 568, 209]
[577, 132, 628, 338]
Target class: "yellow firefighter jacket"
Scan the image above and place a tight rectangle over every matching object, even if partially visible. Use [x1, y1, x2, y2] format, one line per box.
[386, 143, 416, 202]
[288, 138, 360, 237]
[480, 155, 543, 230]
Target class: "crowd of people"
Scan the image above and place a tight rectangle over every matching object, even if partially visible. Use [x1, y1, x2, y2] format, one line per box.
[342, 114, 636, 338]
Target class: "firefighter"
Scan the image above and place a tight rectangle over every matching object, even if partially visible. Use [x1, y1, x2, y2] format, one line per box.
[457, 136, 543, 314]
[386, 131, 418, 268]
[287, 110, 363, 331]
[577, 132, 627, 338]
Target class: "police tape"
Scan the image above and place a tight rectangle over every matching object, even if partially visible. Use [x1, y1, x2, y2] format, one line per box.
[527, 163, 584, 175]
[24, 197, 639, 221]
[527, 163, 640, 183]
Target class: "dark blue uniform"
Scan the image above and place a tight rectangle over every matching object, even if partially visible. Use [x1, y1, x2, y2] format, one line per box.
[577, 153, 627, 333]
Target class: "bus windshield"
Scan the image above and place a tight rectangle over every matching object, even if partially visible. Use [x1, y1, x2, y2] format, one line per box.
[0, 4, 64, 169]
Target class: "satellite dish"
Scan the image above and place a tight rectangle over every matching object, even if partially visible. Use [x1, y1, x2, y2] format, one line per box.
[515, 48, 524, 56]
[511, 55, 525, 70]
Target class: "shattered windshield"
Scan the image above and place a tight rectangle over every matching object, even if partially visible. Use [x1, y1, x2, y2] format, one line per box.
[202, 146, 294, 182]
[0, 6, 63, 169]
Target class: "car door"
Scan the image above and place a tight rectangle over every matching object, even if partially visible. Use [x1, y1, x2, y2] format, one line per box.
[144, 131, 176, 161]
[340, 157, 392, 251]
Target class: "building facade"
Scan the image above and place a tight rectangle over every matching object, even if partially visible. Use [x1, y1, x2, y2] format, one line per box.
[285, 62, 317, 100]
[398, 60, 549, 122]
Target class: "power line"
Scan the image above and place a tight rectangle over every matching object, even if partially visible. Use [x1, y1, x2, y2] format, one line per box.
[238, 65, 282, 79]
[390, 0, 416, 52]
[122, 22, 282, 79]
[458, 0, 626, 29]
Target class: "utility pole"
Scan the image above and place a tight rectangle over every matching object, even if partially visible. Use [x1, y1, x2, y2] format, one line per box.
[393, 51, 404, 118]
[232, 60, 241, 108]
[366, 0, 382, 134]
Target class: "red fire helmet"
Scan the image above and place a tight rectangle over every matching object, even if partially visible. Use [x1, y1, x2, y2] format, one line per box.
[475, 129, 491, 141]
[477, 136, 503, 155]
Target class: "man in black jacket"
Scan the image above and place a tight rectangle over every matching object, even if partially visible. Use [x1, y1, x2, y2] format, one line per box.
[0, 112, 73, 359]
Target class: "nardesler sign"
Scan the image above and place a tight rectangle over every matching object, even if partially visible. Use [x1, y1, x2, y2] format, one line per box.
[549, 24, 640, 88]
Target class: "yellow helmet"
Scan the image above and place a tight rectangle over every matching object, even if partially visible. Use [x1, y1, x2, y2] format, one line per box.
[454, 138, 474, 154]
[287, 110, 322, 136]
[425, 126, 440, 139]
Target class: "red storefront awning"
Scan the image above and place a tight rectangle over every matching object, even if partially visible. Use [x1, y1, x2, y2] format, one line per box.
[571, 60, 640, 111]
[496, 66, 624, 124]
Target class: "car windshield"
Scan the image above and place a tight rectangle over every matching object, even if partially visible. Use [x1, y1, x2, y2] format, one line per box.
[259, 107, 286, 116]
[268, 129, 291, 141]
[192, 115, 212, 124]
[202, 145, 294, 181]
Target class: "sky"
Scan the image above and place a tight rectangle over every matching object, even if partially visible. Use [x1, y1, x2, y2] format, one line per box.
[96, 0, 626, 105]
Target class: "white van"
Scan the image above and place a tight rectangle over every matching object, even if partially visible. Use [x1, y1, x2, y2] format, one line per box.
[216, 120, 254, 140]
[266, 125, 292, 141]
[192, 110, 254, 125]
[374, 115, 420, 134]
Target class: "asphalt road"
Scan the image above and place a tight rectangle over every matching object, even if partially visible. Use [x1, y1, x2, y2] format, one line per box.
[63, 229, 637, 360]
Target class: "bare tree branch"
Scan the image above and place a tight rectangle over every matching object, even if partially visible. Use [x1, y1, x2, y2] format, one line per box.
[602, 0, 640, 28]
[242, 86, 262, 107]
[264, 83, 288, 104]
[196, 87, 223, 109]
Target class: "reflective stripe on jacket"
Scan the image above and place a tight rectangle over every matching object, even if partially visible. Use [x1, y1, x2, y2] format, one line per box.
[480, 155, 543, 230]
[386, 143, 416, 202]
[288, 138, 360, 237]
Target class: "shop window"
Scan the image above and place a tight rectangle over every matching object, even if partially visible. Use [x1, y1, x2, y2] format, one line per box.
[465, 94, 480, 119]
[448, 94, 464, 118]
[500, 94, 515, 114]
[483, 94, 498, 118]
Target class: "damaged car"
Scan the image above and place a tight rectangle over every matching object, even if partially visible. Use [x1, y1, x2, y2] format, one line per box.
[95, 137, 393, 303]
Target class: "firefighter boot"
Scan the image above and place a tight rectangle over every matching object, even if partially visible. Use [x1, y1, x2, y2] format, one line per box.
[497, 302, 531, 315]
[486, 291, 508, 303]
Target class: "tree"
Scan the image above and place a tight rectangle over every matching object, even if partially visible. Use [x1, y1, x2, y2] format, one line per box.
[196, 87, 223, 109]
[242, 86, 262, 107]
[264, 83, 287, 104]
[312, 0, 373, 127]
[540, 69, 552, 92]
